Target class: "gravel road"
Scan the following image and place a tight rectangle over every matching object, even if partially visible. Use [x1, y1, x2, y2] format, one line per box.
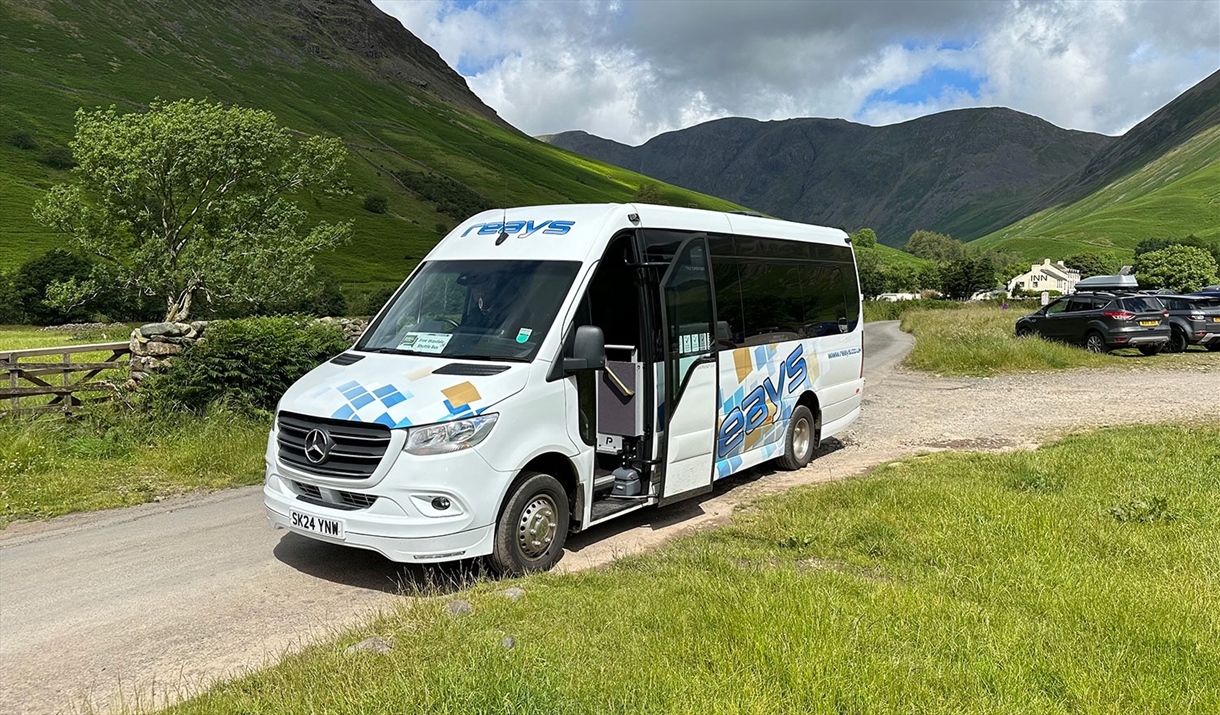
[1, 321, 1216, 714]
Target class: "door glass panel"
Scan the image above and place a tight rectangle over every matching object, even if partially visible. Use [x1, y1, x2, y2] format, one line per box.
[664, 239, 716, 404]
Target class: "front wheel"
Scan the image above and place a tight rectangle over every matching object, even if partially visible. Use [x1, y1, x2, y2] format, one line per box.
[488, 472, 570, 576]
[1015, 325, 1033, 338]
[1084, 332, 1108, 354]
[776, 405, 818, 471]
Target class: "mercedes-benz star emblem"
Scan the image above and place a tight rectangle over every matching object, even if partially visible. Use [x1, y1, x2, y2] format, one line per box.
[303, 428, 334, 464]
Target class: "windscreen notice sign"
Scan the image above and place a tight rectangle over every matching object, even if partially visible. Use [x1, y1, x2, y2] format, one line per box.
[398, 332, 452, 354]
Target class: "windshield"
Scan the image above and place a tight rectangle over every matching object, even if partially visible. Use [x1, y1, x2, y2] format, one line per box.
[357, 260, 581, 362]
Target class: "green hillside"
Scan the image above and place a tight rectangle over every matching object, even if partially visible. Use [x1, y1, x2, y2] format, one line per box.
[974, 125, 1220, 261]
[0, 0, 741, 291]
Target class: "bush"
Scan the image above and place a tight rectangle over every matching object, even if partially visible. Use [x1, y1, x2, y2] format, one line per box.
[394, 169, 491, 221]
[362, 195, 388, 214]
[8, 131, 38, 150]
[344, 284, 397, 317]
[143, 316, 350, 414]
[41, 146, 75, 170]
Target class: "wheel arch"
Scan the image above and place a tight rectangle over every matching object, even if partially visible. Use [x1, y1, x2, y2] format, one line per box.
[795, 390, 822, 445]
[501, 451, 582, 527]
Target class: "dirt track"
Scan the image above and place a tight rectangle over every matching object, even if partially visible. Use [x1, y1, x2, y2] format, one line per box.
[1, 321, 1217, 714]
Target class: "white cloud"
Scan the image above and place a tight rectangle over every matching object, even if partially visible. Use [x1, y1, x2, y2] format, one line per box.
[372, 0, 1220, 144]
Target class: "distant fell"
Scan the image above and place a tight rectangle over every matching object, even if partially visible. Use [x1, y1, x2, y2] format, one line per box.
[0, 0, 740, 287]
[544, 108, 1113, 247]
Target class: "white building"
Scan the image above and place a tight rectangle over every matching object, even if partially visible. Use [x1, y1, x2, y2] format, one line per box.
[1007, 259, 1081, 295]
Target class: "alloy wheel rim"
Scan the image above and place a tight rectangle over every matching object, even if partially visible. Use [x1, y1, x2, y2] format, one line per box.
[793, 417, 811, 459]
[517, 495, 558, 558]
[1087, 336, 1104, 352]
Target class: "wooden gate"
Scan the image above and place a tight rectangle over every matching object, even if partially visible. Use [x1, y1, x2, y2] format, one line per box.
[0, 342, 130, 417]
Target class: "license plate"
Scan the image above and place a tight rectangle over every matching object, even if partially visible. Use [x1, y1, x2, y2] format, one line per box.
[1139, 321, 1158, 326]
[290, 509, 345, 540]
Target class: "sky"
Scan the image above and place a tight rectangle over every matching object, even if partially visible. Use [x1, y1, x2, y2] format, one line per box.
[372, 0, 1220, 145]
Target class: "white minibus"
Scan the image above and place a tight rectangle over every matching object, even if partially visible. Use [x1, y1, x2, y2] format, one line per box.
[264, 204, 865, 574]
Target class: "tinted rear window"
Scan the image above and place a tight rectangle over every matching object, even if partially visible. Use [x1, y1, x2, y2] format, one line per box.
[1120, 297, 1163, 312]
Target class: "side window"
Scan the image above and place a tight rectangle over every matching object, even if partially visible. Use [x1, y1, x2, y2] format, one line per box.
[801, 264, 847, 336]
[711, 256, 743, 349]
[1045, 299, 1069, 315]
[663, 239, 716, 403]
[1066, 298, 1092, 312]
[737, 259, 803, 343]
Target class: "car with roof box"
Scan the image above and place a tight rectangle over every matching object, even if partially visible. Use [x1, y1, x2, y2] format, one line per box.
[1015, 275, 1170, 355]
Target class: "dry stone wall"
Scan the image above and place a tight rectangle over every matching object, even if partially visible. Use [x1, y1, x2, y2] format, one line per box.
[126, 317, 369, 387]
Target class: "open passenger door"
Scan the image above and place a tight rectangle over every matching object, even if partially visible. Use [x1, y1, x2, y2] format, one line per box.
[658, 235, 718, 504]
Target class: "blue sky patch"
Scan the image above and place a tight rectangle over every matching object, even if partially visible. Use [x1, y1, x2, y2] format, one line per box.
[863, 67, 984, 108]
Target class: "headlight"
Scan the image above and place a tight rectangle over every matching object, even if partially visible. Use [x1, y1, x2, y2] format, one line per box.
[404, 414, 498, 455]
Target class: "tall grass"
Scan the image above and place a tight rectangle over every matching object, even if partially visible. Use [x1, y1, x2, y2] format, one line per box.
[0, 405, 268, 525]
[165, 423, 1220, 714]
[901, 305, 1217, 376]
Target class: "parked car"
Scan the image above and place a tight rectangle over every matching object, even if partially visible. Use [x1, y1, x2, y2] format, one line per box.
[1194, 285, 1220, 299]
[1015, 293, 1171, 355]
[1161, 294, 1220, 352]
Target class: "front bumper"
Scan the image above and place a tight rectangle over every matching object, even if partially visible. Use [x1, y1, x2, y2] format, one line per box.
[264, 483, 495, 562]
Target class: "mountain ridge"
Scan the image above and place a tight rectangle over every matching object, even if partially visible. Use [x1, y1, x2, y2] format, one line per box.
[543, 107, 1114, 248]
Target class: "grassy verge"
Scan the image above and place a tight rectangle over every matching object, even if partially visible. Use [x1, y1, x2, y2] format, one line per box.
[0, 406, 268, 525]
[0, 324, 135, 351]
[166, 423, 1220, 714]
[901, 305, 1218, 376]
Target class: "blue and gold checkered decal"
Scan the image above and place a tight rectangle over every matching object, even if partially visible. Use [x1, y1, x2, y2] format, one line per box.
[289, 357, 523, 430]
[714, 340, 821, 479]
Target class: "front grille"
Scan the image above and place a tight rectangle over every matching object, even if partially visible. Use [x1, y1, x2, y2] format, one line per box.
[291, 480, 378, 511]
[338, 491, 378, 509]
[277, 411, 391, 479]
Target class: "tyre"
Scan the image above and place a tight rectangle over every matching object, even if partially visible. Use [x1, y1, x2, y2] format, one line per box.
[1084, 332, 1108, 354]
[1138, 344, 1163, 356]
[1208, 344, 1220, 353]
[1166, 329, 1188, 353]
[488, 472, 570, 576]
[1016, 325, 1033, 338]
[776, 404, 817, 471]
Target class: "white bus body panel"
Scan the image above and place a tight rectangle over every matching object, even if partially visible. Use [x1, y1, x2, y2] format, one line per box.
[265, 203, 864, 564]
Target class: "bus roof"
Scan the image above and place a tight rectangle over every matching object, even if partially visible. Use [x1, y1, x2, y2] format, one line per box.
[430, 203, 850, 263]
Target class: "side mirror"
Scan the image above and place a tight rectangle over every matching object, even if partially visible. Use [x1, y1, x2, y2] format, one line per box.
[564, 325, 605, 373]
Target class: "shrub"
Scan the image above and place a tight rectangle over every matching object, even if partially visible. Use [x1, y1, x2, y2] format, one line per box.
[344, 284, 397, 317]
[143, 316, 350, 414]
[8, 131, 38, 150]
[41, 146, 75, 170]
[394, 169, 491, 221]
[362, 194, 388, 214]
[863, 298, 961, 322]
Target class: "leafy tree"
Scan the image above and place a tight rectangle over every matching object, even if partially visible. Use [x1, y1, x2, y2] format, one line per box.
[0, 271, 22, 324]
[1063, 253, 1117, 278]
[1135, 236, 1220, 266]
[8, 132, 38, 150]
[940, 255, 997, 299]
[1134, 245, 1218, 293]
[849, 227, 877, 249]
[904, 230, 963, 262]
[884, 264, 919, 293]
[632, 182, 666, 205]
[362, 194, 388, 214]
[34, 99, 352, 322]
[10, 249, 96, 325]
[915, 263, 942, 292]
[41, 146, 76, 170]
[855, 247, 887, 298]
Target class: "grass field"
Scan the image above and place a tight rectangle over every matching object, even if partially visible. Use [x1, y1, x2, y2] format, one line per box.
[901, 305, 1218, 376]
[164, 423, 1220, 714]
[973, 125, 1220, 262]
[0, 0, 742, 292]
[0, 406, 268, 526]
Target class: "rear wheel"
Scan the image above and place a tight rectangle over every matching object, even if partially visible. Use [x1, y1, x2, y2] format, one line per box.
[488, 472, 570, 576]
[1138, 344, 1163, 356]
[1166, 329, 1188, 353]
[776, 405, 817, 471]
[1084, 332, 1108, 354]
